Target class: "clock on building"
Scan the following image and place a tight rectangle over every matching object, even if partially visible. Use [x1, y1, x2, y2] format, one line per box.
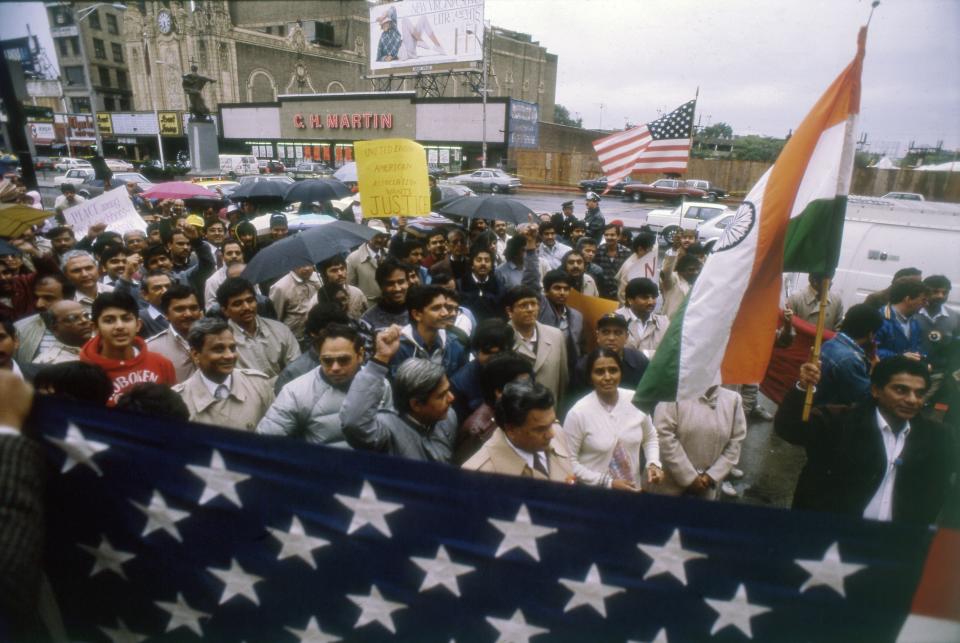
[157, 9, 174, 34]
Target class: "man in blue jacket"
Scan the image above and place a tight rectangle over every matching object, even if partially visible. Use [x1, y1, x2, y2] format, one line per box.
[875, 279, 928, 361]
[389, 284, 467, 379]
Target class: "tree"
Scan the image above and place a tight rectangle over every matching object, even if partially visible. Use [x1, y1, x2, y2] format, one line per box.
[554, 104, 582, 128]
[732, 135, 785, 162]
[701, 122, 733, 139]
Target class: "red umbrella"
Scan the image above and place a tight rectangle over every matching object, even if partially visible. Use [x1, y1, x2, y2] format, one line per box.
[142, 181, 220, 200]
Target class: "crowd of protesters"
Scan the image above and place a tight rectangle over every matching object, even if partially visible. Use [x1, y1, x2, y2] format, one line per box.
[0, 177, 956, 526]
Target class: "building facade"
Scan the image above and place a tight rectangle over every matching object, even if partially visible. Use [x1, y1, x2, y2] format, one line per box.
[126, 1, 556, 120]
[45, 1, 133, 114]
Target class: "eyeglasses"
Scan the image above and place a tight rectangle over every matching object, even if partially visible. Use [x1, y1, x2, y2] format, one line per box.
[61, 312, 92, 323]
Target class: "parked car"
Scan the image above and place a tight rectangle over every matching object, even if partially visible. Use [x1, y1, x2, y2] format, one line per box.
[436, 181, 476, 202]
[238, 174, 295, 186]
[34, 156, 57, 170]
[447, 168, 522, 194]
[105, 158, 134, 172]
[53, 168, 96, 187]
[684, 179, 727, 202]
[622, 178, 707, 203]
[428, 164, 448, 179]
[258, 159, 286, 174]
[696, 211, 736, 246]
[75, 172, 153, 199]
[578, 176, 629, 195]
[54, 157, 92, 172]
[192, 178, 241, 197]
[292, 162, 333, 180]
[643, 202, 730, 245]
[881, 191, 925, 201]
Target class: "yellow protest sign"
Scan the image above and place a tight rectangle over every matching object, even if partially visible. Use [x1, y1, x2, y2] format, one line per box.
[355, 138, 430, 218]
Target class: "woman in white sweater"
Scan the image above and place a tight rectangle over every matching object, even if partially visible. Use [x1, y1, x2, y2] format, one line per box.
[563, 348, 663, 491]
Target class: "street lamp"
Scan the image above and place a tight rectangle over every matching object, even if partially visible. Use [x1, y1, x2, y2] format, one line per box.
[466, 25, 489, 168]
[66, 2, 127, 150]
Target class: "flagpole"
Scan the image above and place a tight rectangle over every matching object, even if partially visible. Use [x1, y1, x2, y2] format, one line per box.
[801, 276, 831, 421]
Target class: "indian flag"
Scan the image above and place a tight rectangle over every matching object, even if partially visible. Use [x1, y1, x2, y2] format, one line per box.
[636, 27, 866, 404]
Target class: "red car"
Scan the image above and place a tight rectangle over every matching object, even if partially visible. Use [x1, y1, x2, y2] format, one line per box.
[622, 178, 706, 203]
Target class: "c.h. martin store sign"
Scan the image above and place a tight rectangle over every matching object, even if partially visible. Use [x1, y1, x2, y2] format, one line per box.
[217, 91, 531, 172]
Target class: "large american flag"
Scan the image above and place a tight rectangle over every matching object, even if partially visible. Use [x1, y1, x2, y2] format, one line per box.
[593, 100, 696, 188]
[32, 396, 956, 642]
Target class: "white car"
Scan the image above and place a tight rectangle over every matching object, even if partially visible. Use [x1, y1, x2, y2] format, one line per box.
[643, 202, 730, 245]
[53, 167, 96, 187]
[696, 211, 737, 246]
[105, 158, 134, 171]
[881, 191, 924, 201]
[54, 157, 92, 172]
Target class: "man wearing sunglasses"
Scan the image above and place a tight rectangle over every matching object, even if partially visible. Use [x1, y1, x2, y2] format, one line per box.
[257, 323, 391, 446]
[34, 300, 94, 365]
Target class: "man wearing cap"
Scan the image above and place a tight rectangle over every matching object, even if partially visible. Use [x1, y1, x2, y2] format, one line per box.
[559, 200, 576, 239]
[584, 192, 605, 242]
[574, 313, 650, 394]
[347, 222, 389, 305]
[375, 6, 402, 62]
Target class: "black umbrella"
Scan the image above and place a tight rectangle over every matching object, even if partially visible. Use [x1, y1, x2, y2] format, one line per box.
[436, 195, 534, 224]
[230, 180, 290, 201]
[283, 178, 352, 204]
[241, 221, 377, 283]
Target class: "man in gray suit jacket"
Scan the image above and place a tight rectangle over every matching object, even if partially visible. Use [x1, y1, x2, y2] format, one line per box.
[537, 269, 584, 368]
[505, 285, 569, 407]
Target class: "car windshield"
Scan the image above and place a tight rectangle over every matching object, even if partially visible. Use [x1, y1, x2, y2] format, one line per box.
[114, 173, 148, 183]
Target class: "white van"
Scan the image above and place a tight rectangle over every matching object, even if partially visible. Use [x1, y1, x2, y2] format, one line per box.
[784, 196, 960, 309]
[218, 154, 259, 176]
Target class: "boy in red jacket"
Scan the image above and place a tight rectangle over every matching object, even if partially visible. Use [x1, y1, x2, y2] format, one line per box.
[80, 290, 176, 406]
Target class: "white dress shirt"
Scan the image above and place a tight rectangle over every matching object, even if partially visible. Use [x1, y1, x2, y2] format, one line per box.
[504, 433, 549, 474]
[198, 371, 234, 399]
[862, 409, 911, 522]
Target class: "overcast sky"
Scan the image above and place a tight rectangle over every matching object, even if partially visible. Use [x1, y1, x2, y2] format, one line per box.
[486, 0, 959, 156]
[3, 0, 956, 156]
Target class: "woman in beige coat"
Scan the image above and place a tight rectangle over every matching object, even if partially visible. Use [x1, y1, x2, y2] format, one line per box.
[651, 385, 746, 500]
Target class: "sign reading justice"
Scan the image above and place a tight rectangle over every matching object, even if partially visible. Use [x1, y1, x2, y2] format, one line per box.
[355, 138, 430, 218]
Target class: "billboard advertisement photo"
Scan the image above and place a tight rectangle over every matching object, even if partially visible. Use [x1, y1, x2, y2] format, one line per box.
[369, 0, 485, 75]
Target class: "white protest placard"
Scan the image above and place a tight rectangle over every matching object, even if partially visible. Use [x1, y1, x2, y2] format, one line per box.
[625, 251, 658, 282]
[63, 188, 145, 238]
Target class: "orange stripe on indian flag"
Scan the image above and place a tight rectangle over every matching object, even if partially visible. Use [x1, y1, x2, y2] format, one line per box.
[721, 28, 865, 382]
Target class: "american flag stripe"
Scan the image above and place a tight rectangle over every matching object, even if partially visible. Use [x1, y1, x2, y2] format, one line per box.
[593, 100, 696, 187]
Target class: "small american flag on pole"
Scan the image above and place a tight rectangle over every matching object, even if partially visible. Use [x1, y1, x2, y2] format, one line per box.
[593, 99, 697, 189]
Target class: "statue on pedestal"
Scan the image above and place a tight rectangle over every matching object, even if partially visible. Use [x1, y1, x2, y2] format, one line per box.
[181, 65, 216, 121]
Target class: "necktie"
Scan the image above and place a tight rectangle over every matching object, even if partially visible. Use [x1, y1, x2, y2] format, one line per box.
[214, 385, 229, 400]
[533, 452, 548, 477]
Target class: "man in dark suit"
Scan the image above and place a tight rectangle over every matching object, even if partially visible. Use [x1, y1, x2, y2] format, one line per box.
[775, 355, 956, 524]
[0, 370, 44, 637]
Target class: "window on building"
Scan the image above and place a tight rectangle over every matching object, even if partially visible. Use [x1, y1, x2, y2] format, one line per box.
[119, 96, 131, 111]
[71, 96, 91, 113]
[99, 66, 111, 87]
[106, 13, 119, 34]
[57, 38, 69, 56]
[104, 96, 116, 111]
[314, 21, 335, 46]
[63, 65, 86, 86]
[116, 69, 128, 88]
[70, 37, 80, 56]
[93, 39, 106, 59]
[88, 9, 101, 30]
[50, 7, 74, 27]
[112, 42, 124, 62]
[277, 25, 286, 37]
[264, 26, 272, 35]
